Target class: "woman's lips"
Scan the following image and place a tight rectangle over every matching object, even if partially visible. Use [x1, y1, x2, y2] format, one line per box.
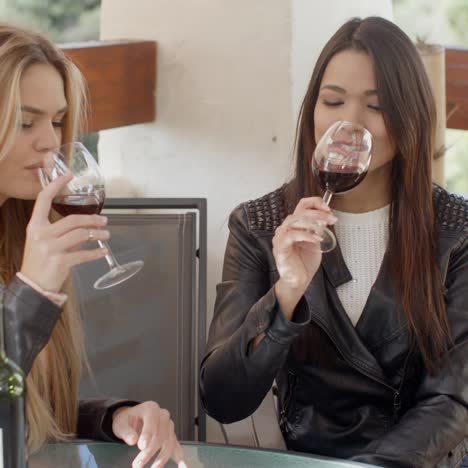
[25, 163, 44, 170]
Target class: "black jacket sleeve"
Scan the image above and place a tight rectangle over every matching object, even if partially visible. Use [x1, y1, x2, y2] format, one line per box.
[200, 205, 311, 423]
[4, 275, 62, 375]
[77, 399, 139, 441]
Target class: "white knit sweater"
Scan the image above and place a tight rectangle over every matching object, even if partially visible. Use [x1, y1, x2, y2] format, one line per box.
[333, 205, 390, 327]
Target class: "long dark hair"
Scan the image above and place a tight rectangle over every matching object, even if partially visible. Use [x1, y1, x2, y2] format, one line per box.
[290, 16, 450, 373]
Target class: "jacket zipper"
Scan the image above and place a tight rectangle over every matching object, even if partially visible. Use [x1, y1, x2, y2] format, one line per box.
[392, 390, 402, 424]
[280, 371, 297, 431]
[391, 342, 414, 425]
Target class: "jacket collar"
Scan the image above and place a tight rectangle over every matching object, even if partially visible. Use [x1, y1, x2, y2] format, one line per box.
[304, 243, 408, 384]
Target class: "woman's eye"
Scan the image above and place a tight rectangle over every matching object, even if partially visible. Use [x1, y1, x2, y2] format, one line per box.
[52, 121, 64, 128]
[323, 100, 343, 107]
[367, 104, 381, 111]
[21, 123, 33, 129]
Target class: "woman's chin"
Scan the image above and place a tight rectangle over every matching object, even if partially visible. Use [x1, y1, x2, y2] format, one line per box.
[10, 187, 41, 201]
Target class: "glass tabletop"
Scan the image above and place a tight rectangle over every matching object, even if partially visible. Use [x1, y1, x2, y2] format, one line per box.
[29, 441, 379, 468]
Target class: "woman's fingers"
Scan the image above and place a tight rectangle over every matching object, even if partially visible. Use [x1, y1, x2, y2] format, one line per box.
[127, 402, 161, 468]
[287, 218, 328, 237]
[112, 409, 141, 446]
[138, 403, 163, 452]
[274, 214, 325, 246]
[135, 408, 170, 467]
[291, 209, 337, 227]
[151, 426, 176, 468]
[173, 442, 186, 466]
[273, 208, 336, 247]
[127, 403, 185, 468]
[274, 228, 323, 252]
[48, 213, 108, 237]
[55, 228, 110, 252]
[65, 245, 109, 268]
[29, 174, 73, 226]
[296, 196, 331, 212]
[294, 196, 332, 214]
[270, 197, 334, 291]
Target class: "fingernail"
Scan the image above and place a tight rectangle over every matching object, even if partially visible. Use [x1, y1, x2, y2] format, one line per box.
[139, 438, 148, 450]
[99, 216, 108, 224]
[178, 462, 188, 468]
[100, 248, 108, 255]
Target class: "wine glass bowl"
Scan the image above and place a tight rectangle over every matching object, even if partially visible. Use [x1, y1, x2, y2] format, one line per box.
[38, 142, 144, 289]
[40, 152, 105, 217]
[296, 121, 372, 253]
[313, 120, 372, 197]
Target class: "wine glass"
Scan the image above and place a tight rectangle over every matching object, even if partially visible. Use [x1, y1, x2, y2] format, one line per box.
[296, 120, 372, 252]
[38, 142, 144, 289]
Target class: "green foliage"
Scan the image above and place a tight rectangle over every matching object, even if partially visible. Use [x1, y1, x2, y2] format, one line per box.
[447, 0, 468, 44]
[4, 0, 100, 42]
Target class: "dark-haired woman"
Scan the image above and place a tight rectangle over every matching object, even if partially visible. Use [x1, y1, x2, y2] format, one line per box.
[200, 16, 468, 467]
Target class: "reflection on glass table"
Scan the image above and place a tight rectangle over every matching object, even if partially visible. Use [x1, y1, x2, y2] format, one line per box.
[30, 441, 379, 468]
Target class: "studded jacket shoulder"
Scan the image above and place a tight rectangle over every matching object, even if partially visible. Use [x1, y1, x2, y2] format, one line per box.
[244, 185, 288, 233]
[244, 183, 468, 240]
[433, 184, 468, 238]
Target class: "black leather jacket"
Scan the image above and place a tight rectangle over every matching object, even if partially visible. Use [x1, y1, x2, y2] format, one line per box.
[200, 185, 468, 467]
[3, 276, 134, 441]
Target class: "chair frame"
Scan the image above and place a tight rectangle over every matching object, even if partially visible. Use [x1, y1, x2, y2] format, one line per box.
[104, 197, 207, 441]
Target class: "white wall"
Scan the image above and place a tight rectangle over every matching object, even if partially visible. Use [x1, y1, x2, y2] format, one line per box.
[99, 0, 392, 441]
[291, 0, 393, 123]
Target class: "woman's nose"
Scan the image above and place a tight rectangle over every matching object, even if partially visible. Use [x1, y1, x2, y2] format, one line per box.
[35, 122, 61, 152]
[340, 104, 364, 128]
[330, 121, 369, 153]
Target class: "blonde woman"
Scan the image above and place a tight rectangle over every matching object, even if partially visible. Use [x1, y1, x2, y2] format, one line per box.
[0, 24, 185, 468]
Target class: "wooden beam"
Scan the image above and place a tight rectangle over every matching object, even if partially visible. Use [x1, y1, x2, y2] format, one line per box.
[61, 40, 156, 133]
[446, 47, 468, 131]
[61, 41, 466, 132]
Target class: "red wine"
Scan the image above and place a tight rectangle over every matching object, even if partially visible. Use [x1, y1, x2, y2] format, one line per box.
[52, 192, 105, 217]
[316, 169, 367, 194]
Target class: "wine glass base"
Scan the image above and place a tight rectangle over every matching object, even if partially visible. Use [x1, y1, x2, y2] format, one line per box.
[93, 260, 144, 290]
[320, 228, 337, 253]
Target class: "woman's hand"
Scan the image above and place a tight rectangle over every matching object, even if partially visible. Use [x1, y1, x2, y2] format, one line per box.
[20, 174, 110, 293]
[272, 197, 336, 319]
[112, 401, 186, 468]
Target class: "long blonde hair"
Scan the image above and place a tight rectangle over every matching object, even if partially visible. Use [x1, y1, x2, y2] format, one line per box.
[0, 23, 88, 452]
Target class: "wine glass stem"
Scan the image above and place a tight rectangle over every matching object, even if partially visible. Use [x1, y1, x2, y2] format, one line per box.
[322, 189, 333, 206]
[97, 240, 122, 270]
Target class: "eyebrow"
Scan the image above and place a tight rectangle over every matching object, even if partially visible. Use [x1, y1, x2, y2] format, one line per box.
[21, 105, 68, 115]
[320, 85, 378, 96]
